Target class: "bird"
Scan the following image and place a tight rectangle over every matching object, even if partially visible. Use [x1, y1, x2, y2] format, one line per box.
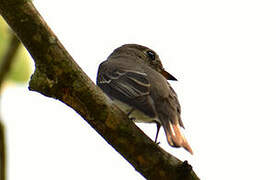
[96, 44, 193, 154]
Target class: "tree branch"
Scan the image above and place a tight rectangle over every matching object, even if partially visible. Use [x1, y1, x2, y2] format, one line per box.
[0, 32, 21, 180]
[0, 1, 199, 179]
[0, 33, 21, 90]
[0, 121, 6, 180]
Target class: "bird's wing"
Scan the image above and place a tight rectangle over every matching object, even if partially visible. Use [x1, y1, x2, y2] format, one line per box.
[97, 61, 157, 118]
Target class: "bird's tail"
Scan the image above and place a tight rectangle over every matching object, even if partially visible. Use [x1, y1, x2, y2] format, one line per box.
[163, 121, 193, 155]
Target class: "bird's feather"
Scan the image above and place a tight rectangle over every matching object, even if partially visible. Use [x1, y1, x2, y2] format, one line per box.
[97, 61, 157, 118]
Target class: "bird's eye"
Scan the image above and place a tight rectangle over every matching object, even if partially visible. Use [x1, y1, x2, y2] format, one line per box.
[146, 51, 155, 60]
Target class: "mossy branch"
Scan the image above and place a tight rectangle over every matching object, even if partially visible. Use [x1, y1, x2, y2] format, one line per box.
[0, 1, 199, 179]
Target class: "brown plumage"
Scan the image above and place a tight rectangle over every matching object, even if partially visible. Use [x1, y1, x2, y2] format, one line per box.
[97, 44, 193, 154]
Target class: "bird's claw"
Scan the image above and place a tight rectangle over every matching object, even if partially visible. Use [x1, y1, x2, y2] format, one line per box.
[155, 141, 160, 145]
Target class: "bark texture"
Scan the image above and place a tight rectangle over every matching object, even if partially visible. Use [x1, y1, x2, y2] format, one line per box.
[0, 1, 200, 179]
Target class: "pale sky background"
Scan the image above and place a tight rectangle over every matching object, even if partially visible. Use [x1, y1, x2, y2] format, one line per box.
[1, 0, 276, 179]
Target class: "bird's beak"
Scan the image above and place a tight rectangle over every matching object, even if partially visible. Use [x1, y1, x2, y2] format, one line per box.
[161, 70, 177, 81]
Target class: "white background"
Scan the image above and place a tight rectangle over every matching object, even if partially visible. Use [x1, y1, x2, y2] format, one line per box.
[1, 0, 276, 179]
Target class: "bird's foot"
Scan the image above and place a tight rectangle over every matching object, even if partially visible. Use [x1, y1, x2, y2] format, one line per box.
[154, 123, 161, 145]
[155, 141, 160, 145]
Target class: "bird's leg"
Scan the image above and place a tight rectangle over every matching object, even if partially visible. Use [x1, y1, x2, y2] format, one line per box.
[127, 108, 135, 121]
[154, 122, 161, 144]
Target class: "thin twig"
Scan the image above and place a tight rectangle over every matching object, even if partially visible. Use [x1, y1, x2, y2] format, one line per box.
[0, 121, 6, 180]
[0, 33, 20, 180]
[0, 33, 21, 90]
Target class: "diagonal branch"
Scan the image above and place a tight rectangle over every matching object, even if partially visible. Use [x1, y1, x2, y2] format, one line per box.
[0, 1, 199, 179]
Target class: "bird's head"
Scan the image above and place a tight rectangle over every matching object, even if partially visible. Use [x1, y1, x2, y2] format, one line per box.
[111, 44, 177, 81]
